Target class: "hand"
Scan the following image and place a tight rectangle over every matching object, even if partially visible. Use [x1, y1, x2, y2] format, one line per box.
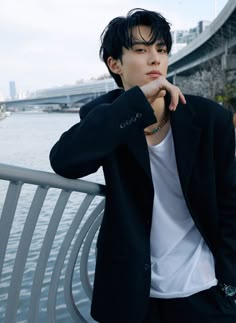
[140, 76, 186, 111]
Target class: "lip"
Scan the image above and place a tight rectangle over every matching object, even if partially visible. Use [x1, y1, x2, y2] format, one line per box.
[146, 70, 162, 77]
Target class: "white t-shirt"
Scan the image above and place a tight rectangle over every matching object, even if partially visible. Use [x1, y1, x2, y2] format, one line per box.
[148, 127, 217, 299]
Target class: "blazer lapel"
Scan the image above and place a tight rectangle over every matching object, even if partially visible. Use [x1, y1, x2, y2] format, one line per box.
[170, 102, 202, 196]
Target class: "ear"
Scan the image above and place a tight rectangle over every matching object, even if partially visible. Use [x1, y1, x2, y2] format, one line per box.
[107, 56, 122, 75]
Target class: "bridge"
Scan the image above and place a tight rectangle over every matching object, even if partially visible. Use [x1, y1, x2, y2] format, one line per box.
[0, 0, 235, 110]
[0, 79, 117, 109]
[168, 0, 236, 83]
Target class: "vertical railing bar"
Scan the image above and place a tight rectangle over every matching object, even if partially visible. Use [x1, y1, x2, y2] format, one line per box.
[0, 181, 23, 278]
[80, 212, 103, 300]
[27, 189, 71, 323]
[47, 193, 95, 323]
[0, 164, 106, 323]
[4, 185, 48, 323]
[64, 199, 105, 322]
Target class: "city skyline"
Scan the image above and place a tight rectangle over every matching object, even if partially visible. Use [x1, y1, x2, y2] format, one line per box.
[0, 0, 228, 98]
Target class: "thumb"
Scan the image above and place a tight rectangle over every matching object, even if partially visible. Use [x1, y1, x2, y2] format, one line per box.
[157, 90, 166, 98]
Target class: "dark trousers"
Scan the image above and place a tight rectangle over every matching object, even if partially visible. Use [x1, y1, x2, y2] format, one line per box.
[144, 286, 236, 323]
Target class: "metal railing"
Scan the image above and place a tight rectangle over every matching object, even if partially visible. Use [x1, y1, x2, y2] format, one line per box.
[0, 163, 105, 323]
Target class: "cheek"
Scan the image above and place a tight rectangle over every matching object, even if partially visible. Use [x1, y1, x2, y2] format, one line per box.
[162, 58, 168, 72]
[124, 55, 143, 67]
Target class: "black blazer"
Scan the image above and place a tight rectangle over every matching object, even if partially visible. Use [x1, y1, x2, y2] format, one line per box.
[50, 87, 236, 323]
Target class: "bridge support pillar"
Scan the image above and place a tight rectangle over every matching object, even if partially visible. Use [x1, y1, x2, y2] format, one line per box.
[221, 54, 236, 71]
[172, 75, 186, 86]
[66, 95, 72, 108]
[0, 104, 6, 120]
[172, 74, 176, 85]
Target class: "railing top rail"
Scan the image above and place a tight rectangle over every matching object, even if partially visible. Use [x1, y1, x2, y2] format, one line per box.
[0, 162, 105, 322]
[0, 163, 105, 196]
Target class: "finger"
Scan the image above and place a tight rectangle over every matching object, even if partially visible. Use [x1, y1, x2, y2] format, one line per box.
[157, 90, 166, 98]
[169, 87, 180, 111]
[179, 91, 186, 105]
[169, 94, 179, 111]
[154, 80, 178, 110]
[169, 88, 186, 111]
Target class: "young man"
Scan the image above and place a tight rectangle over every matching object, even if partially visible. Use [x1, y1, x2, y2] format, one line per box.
[50, 9, 236, 323]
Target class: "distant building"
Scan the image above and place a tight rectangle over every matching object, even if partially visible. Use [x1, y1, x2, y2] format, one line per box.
[17, 90, 29, 99]
[171, 20, 211, 55]
[9, 81, 17, 99]
[198, 20, 211, 34]
[0, 91, 5, 101]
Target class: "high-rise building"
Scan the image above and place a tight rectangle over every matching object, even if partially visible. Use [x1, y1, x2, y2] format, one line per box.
[171, 20, 210, 55]
[198, 20, 211, 34]
[9, 81, 17, 99]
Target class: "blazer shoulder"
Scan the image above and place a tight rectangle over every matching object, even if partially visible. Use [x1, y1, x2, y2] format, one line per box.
[185, 94, 232, 118]
[80, 88, 123, 119]
[182, 95, 234, 136]
[185, 94, 219, 109]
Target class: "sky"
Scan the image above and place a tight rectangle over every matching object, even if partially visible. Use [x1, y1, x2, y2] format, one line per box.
[0, 0, 229, 98]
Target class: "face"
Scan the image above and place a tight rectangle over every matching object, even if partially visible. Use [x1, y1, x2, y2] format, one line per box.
[107, 25, 169, 90]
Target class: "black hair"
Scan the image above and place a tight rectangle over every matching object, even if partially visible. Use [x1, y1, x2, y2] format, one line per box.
[99, 8, 172, 88]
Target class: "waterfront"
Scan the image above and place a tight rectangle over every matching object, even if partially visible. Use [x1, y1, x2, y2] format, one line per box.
[0, 112, 103, 322]
[0, 112, 104, 182]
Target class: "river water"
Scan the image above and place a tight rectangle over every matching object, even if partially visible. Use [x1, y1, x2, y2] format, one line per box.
[0, 112, 103, 322]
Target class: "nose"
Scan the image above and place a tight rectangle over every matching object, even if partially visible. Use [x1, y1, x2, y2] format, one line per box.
[148, 48, 160, 65]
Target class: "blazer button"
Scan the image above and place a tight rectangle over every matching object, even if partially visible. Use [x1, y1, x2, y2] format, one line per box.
[144, 264, 150, 271]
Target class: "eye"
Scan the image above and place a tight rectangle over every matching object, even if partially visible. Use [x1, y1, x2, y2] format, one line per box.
[132, 45, 147, 53]
[135, 48, 146, 53]
[157, 47, 167, 54]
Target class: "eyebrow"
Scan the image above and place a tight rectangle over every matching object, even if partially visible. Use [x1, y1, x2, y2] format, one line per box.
[132, 40, 166, 47]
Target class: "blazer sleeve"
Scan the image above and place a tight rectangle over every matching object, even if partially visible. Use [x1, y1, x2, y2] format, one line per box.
[214, 109, 236, 285]
[49, 86, 156, 179]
